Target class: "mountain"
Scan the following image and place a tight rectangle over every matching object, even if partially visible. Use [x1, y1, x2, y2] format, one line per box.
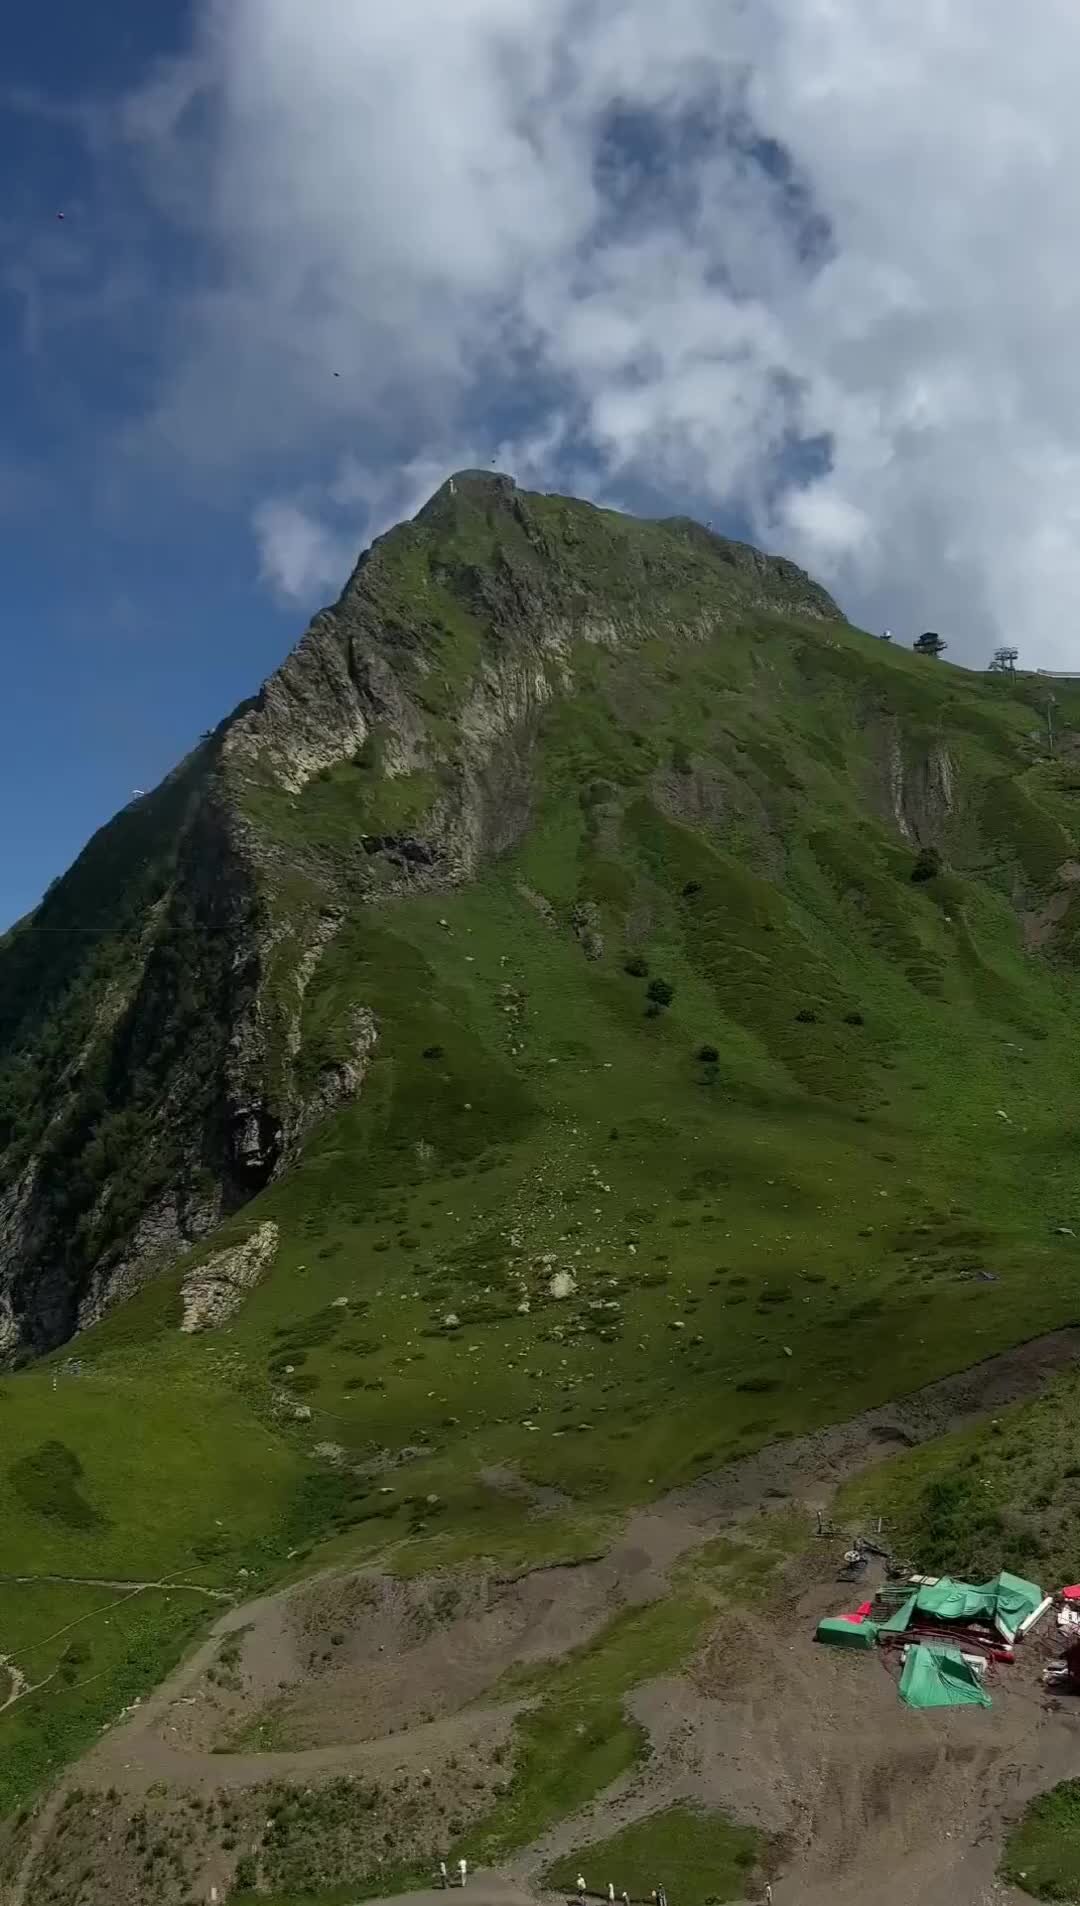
[5, 469, 1080, 1371]
[9, 472, 1080, 1869]
[0, 470, 840, 1357]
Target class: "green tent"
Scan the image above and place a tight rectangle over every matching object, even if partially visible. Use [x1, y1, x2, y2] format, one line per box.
[816, 1617, 879, 1650]
[881, 1572, 1043, 1643]
[899, 1644, 991, 1709]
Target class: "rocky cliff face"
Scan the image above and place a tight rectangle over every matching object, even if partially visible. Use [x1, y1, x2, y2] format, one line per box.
[1, 466, 983, 1363]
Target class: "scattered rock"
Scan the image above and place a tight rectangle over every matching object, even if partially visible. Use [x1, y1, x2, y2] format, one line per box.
[272, 1394, 313, 1423]
[571, 901, 604, 960]
[517, 883, 557, 926]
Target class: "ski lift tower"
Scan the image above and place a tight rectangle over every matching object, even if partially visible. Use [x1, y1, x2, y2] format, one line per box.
[989, 646, 1019, 674]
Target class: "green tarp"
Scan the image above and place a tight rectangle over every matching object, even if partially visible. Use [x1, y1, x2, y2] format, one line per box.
[915, 1579, 996, 1624]
[816, 1617, 880, 1650]
[988, 1570, 1045, 1637]
[899, 1644, 992, 1709]
[880, 1571, 1043, 1642]
[881, 1593, 918, 1635]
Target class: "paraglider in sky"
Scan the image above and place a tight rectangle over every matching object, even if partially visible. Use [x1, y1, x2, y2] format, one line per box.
[56, 211, 65, 221]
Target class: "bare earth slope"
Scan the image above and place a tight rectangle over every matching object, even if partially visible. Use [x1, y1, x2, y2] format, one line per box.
[9, 1327, 1080, 1906]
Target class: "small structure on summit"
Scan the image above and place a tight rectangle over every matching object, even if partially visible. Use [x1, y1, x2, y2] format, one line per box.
[989, 646, 1019, 674]
[913, 631, 948, 658]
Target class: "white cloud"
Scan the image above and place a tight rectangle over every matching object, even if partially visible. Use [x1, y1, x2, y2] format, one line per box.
[784, 489, 874, 562]
[252, 499, 353, 602]
[118, 0, 1080, 666]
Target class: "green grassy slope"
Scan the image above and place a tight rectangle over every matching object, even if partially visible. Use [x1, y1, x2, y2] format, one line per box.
[5, 483, 1080, 1819]
[543, 1805, 766, 1905]
[1002, 1782, 1080, 1899]
[837, 1342, 1080, 1588]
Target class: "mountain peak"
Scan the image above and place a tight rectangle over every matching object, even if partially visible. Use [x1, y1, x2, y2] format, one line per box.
[0, 477, 849, 1358]
[414, 467, 518, 521]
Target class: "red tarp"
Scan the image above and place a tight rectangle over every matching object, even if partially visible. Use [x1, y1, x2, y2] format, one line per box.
[838, 1601, 875, 1625]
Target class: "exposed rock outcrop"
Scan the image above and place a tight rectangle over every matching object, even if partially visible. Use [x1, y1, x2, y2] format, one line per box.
[179, 1221, 280, 1333]
[290, 1007, 380, 1148]
[571, 902, 605, 960]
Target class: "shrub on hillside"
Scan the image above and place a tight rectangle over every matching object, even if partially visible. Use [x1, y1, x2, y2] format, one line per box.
[647, 978, 675, 1008]
[623, 955, 649, 978]
[911, 845, 942, 882]
[697, 1045, 719, 1063]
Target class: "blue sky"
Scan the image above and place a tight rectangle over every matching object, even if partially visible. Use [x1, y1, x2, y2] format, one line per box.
[0, 1, 756, 930]
[6, 0, 1080, 927]
[1, 1, 297, 928]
